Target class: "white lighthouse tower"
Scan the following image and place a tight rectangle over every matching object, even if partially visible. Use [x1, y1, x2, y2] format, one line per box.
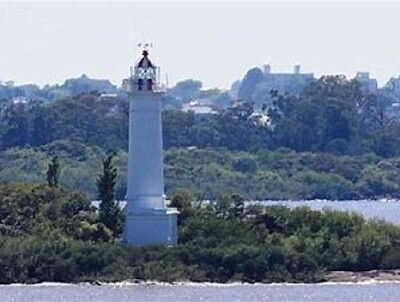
[123, 49, 178, 246]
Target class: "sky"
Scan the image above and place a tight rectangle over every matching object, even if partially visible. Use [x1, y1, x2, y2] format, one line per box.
[1, 1, 400, 89]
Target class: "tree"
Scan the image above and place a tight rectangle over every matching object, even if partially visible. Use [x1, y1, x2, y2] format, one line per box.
[215, 193, 245, 220]
[169, 191, 194, 225]
[269, 76, 362, 153]
[47, 156, 60, 187]
[214, 102, 261, 150]
[97, 155, 124, 238]
[238, 67, 264, 103]
[1, 102, 30, 149]
[169, 79, 202, 101]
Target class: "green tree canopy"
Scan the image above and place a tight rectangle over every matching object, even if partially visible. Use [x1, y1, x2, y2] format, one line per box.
[97, 155, 124, 239]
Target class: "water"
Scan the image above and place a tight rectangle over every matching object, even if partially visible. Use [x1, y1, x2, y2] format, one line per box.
[2, 282, 400, 302]
[260, 200, 400, 224]
[93, 200, 400, 224]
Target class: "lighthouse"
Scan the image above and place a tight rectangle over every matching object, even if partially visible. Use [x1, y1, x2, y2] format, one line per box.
[123, 49, 178, 246]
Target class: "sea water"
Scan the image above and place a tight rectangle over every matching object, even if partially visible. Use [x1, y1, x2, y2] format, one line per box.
[260, 199, 400, 224]
[1, 282, 400, 302]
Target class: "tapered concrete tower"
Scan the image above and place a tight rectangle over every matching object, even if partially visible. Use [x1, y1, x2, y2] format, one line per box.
[123, 49, 178, 246]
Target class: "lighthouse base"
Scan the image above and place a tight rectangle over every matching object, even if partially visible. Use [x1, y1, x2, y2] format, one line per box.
[123, 208, 178, 246]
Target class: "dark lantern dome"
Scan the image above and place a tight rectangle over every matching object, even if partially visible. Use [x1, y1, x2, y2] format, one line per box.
[137, 50, 154, 68]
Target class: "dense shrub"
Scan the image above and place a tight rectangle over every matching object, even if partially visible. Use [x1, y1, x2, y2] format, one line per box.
[0, 184, 399, 283]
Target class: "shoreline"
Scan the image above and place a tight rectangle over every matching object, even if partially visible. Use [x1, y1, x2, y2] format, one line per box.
[3, 270, 400, 287]
[325, 269, 400, 283]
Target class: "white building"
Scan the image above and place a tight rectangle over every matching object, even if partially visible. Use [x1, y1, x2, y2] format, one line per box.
[261, 64, 314, 95]
[181, 100, 217, 114]
[122, 49, 178, 246]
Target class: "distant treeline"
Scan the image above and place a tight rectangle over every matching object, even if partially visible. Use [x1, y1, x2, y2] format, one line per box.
[0, 74, 117, 102]
[1, 75, 400, 156]
[2, 145, 399, 200]
[0, 76, 230, 109]
[1, 76, 400, 199]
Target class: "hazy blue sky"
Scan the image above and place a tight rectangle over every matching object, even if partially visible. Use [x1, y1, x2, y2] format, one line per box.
[1, 1, 400, 89]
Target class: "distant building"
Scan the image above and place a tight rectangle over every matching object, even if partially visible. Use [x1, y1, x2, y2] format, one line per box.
[100, 93, 118, 99]
[354, 72, 378, 94]
[261, 64, 314, 95]
[12, 97, 28, 104]
[181, 100, 217, 114]
[388, 102, 400, 119]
